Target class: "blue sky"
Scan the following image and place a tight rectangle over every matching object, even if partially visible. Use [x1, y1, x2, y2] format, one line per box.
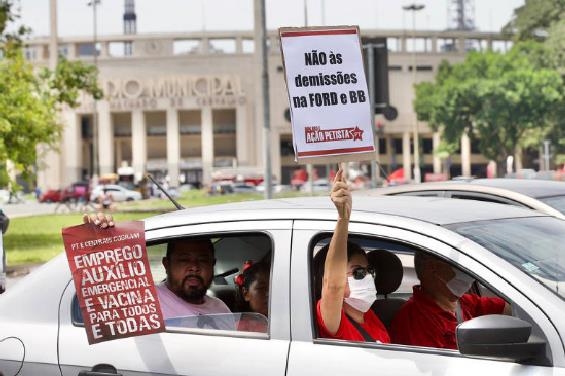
[16, 0, 524, 37]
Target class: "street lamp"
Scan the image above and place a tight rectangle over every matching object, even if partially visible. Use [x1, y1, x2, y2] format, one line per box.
[87, 0, 100, 180]
[403, 3, 424, 183]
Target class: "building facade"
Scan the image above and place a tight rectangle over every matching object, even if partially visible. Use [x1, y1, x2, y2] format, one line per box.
[26, 28, 513, 189]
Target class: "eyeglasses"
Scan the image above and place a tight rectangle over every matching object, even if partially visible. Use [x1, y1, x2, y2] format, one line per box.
[349, 266, 376, 280]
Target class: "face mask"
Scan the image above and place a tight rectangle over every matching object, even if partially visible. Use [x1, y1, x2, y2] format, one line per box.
[446, 267, 475, 298]
[344, 274, 377, 313]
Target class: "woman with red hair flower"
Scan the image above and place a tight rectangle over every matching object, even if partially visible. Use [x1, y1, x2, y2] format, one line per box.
[234, 260, 270, 333]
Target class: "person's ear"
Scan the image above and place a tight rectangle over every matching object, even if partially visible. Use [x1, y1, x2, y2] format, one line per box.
[243, 288, 251, 302]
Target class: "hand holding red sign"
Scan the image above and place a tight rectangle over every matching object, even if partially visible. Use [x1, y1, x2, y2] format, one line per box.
[62, 220, 165, 344]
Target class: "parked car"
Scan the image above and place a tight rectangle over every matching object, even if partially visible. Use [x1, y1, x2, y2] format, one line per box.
[38, 189, 63, 203]
[256, 182, 292, 193]
[90, 184, 142, 202]
[367, 178, 565, 219]
[1, 196, 565, 375]
[299, 178, 331, 193]
[40, 182, 90, 203]
[207, 181, 257, 195]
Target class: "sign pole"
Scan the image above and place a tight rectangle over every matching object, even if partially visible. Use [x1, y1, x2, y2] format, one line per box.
[255, 0, 272, 198]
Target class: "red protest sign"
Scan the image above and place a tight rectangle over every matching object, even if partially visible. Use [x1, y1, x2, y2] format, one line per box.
[62, 221, 165, 344]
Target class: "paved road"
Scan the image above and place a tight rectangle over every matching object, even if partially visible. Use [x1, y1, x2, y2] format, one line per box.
[1, 199, 58, 218]
[2, 200, 55, 292]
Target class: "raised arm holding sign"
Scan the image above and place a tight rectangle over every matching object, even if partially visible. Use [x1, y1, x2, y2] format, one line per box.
[279, 26, 376, 164]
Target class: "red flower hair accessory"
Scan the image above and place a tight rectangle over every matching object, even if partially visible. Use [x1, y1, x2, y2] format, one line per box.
[234, 260, 254, 287]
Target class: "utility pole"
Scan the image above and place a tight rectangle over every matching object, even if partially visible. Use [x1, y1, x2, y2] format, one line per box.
[254, 0, 272, 199]
[403, 3, 425, 183]
[88, 0, 100, 181]
[303, 0, 315, 195]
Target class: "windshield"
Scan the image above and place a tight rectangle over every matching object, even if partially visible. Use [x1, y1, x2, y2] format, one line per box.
[538, 195, 565, 215]
[447, 217, 565, 300]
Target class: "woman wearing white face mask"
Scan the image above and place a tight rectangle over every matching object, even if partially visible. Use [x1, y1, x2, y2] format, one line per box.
[313, 167, 390, 343]
[390, 251, 511, 349]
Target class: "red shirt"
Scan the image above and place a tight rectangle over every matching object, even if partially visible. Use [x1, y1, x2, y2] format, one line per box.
[316, 300, 390, 343]
[390, 286, 506, 349]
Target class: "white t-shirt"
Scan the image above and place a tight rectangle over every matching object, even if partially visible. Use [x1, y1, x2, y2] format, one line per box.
[156, 283, 231, 320]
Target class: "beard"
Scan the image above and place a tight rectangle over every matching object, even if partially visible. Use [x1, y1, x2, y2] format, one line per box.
[179, 275, 212, 303]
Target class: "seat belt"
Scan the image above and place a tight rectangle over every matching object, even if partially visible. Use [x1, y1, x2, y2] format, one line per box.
[345, 314, 375, 342]
[455, 300, 463, 325]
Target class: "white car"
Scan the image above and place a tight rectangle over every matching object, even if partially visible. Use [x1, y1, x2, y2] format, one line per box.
[90, 184, 142, 202]
[1, 196, 565, 375]
[366, 178, 565, 219]
[299, 178, 331, 192]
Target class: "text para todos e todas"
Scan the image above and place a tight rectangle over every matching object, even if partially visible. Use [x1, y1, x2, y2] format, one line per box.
[292, 49, 367, 109]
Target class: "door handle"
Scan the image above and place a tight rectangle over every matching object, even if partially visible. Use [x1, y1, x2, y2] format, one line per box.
[78, 363, 123, 376]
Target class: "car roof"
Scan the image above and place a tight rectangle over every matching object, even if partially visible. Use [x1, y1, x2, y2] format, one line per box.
[144, 195, 543, 232]
[464, 178, 565, 198]
[374, 179, 565, 199]
[364, 179, 565, 218]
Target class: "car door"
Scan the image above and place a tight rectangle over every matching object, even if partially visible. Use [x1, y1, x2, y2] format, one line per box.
[57, 220, 292, 376]
[287, 219, 564, 376]
[107, 186, 126, 202]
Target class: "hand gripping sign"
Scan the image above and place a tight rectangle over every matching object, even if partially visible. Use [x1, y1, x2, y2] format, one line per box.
[62, 221, 165, 344]
[279, 26, 376, 164]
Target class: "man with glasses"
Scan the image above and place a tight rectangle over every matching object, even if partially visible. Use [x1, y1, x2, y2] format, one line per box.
[312, 168, 390, 343]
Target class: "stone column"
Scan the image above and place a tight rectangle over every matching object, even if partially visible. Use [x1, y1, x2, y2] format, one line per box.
[460, 131, 471, 177]
[131, 110, 146, 183]
[201, 108, 214, 186]
[433, 132, 441, 173]
[37, 0, 62, 190]
[236, 104, 248, 166]
[97, 100, 114, 175]
[403, 131, 412, 181]
[62, 111, 81, 185]
[166, 108, 180, 187]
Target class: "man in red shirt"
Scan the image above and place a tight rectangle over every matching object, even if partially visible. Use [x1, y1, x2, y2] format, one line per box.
[390, 251, 510, 349]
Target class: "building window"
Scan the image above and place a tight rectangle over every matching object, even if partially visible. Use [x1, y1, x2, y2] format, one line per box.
[422, 138, 433, 154]
[392, 138, 403, 154]
[280, 138, 294, 157]
[378, 138, 387, 154]
[81, 115, 92, 139]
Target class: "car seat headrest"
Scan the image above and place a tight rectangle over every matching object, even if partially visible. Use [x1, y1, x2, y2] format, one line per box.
[367, 249, 403, 295]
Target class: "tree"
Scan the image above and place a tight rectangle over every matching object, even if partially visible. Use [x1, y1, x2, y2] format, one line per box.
[0, 1, 102, 187]
[414, 43, 564, 177]
[504, 1, 565, 168]
[503, 0, 565, 41]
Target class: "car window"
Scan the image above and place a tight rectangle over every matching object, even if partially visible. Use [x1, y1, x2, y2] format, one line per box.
[538, 195, 565, 215]
[308, 233, 541, 357]
[448, 192, 527, 207]
[448, 216, 565, 301]
[393, 190, 445, 198]
[72, 232, 273, 336]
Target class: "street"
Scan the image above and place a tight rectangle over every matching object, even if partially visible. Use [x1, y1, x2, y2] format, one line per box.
[1, 199, 58, 218]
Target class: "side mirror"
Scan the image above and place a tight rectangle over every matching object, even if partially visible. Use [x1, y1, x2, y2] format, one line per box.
[0, 209, 7, 293]
[457, 314, 547, 364]
[0, 209, 8, 235]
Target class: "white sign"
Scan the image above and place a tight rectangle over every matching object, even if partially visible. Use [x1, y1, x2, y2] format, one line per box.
[280, 26, 375, 163]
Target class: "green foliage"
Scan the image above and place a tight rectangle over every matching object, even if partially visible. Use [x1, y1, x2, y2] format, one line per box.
[503, 0, 565, 40]
[413, 42, 564, 175]
[0, 3, 102, 187]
